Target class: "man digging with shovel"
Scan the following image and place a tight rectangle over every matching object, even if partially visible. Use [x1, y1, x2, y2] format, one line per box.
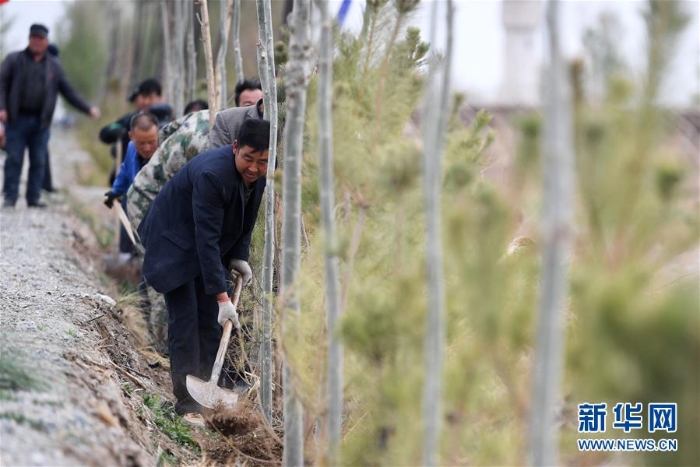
[137, 119, 270, 423]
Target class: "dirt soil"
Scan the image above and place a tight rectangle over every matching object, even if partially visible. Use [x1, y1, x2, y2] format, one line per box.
[0, 128, 277, 466]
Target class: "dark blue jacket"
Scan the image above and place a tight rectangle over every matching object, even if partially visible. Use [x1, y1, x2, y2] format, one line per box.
[0, 48, 92, 129]
[137, 145, 265, 295]
[111, 142, 147, 196]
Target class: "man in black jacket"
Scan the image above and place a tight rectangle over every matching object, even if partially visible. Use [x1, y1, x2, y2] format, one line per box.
[99, 78, 171, 185]
[138, 118, 269, 416]
[0, 24, 100, 208]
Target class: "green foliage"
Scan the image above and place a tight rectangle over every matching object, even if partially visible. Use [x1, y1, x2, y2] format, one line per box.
[286, 3, 540, 462]
[156, 450, 179, 467]
[274, 0, 699, 464]
[563, 4, 698, 463]
[0, 355, 41, 392]
[55, 2, 109, 102]
[142, 393, 199, 451]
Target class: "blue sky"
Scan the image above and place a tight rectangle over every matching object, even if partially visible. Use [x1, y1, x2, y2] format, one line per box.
[2, 0, 698, 106]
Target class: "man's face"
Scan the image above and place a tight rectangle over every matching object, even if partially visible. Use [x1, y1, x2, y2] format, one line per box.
[139, 92, 162, 110]
[129, 127, 159, 159]
[234, 141, 268, 186]
[28, 35, 49, 56]
[133, 94, 145, 110]
[238, 89, 263, 107]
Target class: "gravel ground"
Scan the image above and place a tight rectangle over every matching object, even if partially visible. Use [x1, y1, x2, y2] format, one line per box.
[0, 128, 157, 466]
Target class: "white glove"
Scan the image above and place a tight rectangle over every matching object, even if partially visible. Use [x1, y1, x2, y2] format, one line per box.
[217, 300, 241, 329]
[229, 259, 252, 286]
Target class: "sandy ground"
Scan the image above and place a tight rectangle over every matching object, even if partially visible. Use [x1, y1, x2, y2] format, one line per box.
[0, 128, 161, 466]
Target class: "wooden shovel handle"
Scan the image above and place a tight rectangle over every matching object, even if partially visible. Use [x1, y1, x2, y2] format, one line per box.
[209, 275, 243, 384]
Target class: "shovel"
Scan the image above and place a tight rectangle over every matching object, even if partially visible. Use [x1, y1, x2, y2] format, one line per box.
[186, 275, 243, 409]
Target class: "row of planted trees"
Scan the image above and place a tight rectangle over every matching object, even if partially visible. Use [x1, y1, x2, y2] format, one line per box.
[51, 0, 293, 117]
[251, 0, 698, 465]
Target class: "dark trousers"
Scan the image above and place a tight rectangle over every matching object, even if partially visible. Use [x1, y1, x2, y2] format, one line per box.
[163, 275, 223, 410]
[42, 150, 53, 192]
[3, 115, 50, 204]
[119, 196, 134, 254]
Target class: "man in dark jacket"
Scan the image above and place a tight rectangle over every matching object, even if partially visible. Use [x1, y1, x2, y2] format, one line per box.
[138, 118, 269, 416]
[0, 24, 100, 208]
[99, 78, 171, 185]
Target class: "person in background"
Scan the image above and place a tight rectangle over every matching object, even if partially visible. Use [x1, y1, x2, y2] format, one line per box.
[234, 78, 263, 107]
[137, 119, 270, 418]
[104, 113, 160, 265]
[99, 78, 170, 184]
[0, 23, 100, 208]
[41, 43, 60, 194]
[184, 99, 208, 115]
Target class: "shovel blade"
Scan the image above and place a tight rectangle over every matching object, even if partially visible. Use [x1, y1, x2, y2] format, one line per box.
[186, 374, 239, 409]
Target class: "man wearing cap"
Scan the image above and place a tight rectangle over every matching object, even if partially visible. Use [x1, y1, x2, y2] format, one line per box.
[0, 23, 100, 208]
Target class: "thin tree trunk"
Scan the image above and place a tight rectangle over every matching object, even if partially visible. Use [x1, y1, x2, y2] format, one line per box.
[186, 1, 197, 103]
[131, 1, 146, 85]
[529, 1, 574, 465]
[120, 22, 135, 112]
[281, 0, 312, 464]
[161, 0, 174, 105]
[170, 0, 187, 117]
[421, 1, 453, 465]
[197, 0, 219, 127]
[232, 0, 244, 83]
[104, 5, 121, 93]
[255, 0, 279, 425]
[315, 0, 342, 462]
[216, 0, 234, 107]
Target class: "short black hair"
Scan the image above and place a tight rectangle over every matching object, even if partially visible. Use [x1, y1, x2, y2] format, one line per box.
[234, 78, 262, 106]
[139, 78, 162, 96]
[236, 119, 270, 152]
[47, 43, 59, 57]
[130, 112, 159, 132]
[184, 99, 208, 115]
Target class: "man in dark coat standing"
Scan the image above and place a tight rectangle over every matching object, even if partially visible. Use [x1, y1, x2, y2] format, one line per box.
[137, 118, 270, 416]
[0, 24, 100, 208]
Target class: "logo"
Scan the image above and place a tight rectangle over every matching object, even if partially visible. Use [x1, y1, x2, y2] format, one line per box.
[648, 403, 677, 433]
[577, 402, 678, 452]
[578, 402, 607, 433]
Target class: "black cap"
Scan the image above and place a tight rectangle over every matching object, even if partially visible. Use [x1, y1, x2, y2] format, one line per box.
[29, 24, 49, 38]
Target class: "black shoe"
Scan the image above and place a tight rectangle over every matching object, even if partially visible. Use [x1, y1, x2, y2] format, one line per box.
[174, 397, 204, 416]
[28, 202, 47, 208]
[2, 200, 16, 209]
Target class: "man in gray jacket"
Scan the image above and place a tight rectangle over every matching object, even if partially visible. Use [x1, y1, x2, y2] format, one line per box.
[0, 24, 100, 208]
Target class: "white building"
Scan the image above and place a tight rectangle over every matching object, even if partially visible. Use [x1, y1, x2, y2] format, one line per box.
[498, 0, 543, 106]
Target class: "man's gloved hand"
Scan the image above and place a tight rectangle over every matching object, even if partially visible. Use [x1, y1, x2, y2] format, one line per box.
[217, 299, 241, 329]
[104, 191, 119, 208]
[229, 259, 252, 286]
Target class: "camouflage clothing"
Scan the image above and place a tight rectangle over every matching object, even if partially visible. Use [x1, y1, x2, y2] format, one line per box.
[127, 109, 212, 229]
